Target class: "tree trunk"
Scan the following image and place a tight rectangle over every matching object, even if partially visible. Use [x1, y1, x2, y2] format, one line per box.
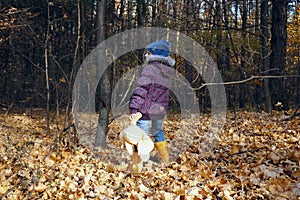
[80, 0, 86, 61]
[120, 0, 125, 31]
[95, 0, 110, 148]
[127, 1, 133, 29]
[136, 0, 145, 27]
[215, 0, 223, 71]
[255, 0, 259, 34]
[45, 1, 51, 135]
[260, 0, 272, 113]
[270, 0, 289, 109]
[239, 0, 247, 108]
[222, 0, 231, 71]
[297, 61, 300, 106]
[234, 0, 239, 28]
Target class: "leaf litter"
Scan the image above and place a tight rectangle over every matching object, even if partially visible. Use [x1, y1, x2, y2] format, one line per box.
[0, 110, 299, 199]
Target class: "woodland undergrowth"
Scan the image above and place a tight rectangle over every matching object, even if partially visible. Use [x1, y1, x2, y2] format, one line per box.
[0, 109, 299, 199]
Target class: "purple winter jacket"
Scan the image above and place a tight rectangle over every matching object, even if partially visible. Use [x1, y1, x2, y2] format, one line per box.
[129, 55, 175, 120]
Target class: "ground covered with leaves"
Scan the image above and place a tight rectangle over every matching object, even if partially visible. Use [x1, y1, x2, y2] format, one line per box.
[0, 109, 299, 199]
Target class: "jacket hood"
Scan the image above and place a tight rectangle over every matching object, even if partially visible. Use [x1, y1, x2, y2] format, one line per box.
[145, 55, 175, 66]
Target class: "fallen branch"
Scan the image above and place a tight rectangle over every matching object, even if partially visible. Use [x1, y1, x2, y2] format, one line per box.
[196, 75, 300, 90]
[283, 106, 300, 121]
[225, 146, 269, 159]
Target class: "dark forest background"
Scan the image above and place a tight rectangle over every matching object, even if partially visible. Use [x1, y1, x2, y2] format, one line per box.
[1, 0, 299, 116]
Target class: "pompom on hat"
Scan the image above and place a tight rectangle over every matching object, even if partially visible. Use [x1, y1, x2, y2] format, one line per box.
[146, 40, 171, 57]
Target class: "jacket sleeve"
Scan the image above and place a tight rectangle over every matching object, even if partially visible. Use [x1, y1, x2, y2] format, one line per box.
[129, 84, 150, 114]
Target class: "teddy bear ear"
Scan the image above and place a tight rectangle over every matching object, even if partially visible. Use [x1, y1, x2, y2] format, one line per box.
[130, 112, 142, 125]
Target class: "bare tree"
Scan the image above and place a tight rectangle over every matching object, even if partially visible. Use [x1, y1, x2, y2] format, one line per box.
[45, 0, 51, 135]
[260, 0, 272, 112]
[95, 0, 110, 148]
[270, 0, 289, 109]
[1, 0, 300, 120]
[239, 0, 248, 108]
[137, 0, 146, 27]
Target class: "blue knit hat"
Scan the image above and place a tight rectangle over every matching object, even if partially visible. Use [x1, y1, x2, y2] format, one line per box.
[146, 40, 171, 57]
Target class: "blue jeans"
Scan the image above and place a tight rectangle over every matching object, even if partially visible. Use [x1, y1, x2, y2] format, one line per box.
[137, 120, 165, 142]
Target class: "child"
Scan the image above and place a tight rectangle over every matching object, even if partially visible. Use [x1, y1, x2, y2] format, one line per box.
[129, 40, 175, 163]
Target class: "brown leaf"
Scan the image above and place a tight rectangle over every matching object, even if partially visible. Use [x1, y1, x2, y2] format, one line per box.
[268, 184, 283, 194]
[291, 170, 300, 179]
[229, 145, 241, 154]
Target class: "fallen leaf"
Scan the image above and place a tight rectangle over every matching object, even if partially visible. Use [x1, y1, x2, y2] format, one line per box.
[35, 182, 47, 193]
[229, 145, 240, 154]
[291, 170, 300, 179]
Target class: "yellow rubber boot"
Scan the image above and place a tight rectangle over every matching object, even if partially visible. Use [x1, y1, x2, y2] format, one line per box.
[155, 141, 170, 163]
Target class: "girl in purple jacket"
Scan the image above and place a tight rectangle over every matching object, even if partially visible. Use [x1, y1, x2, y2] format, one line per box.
[129, 40, 175, 163]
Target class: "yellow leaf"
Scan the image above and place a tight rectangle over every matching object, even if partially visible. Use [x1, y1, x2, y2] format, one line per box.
[44, 157, 55, 167]
[223, 189, 234, 200]
[61, 151, 71, 159]
[0, 185, 8, 195]
[59, 77, 66, 83]
[4, 168, 12, 177]
[35, 182, 47, 192]
[287, 136, 298, 143]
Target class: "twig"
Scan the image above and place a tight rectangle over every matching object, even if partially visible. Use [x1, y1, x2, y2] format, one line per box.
[225, 147, 269, 158]
[196, 75, 300, 91]
[283, 106, 300, 121]
[115, 73, 136, 111]
[62, 123, 76, 132]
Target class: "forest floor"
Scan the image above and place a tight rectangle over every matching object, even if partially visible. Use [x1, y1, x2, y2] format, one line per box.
[0, 109, 299, 199]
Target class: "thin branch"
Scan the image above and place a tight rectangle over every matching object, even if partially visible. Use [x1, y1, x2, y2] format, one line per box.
[283, 106, 300, 121]
[19, 15, 69, 84]
[45, 0, 50, 135]
[116, 73, 136, 111]
[196, 75, 300, 91]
